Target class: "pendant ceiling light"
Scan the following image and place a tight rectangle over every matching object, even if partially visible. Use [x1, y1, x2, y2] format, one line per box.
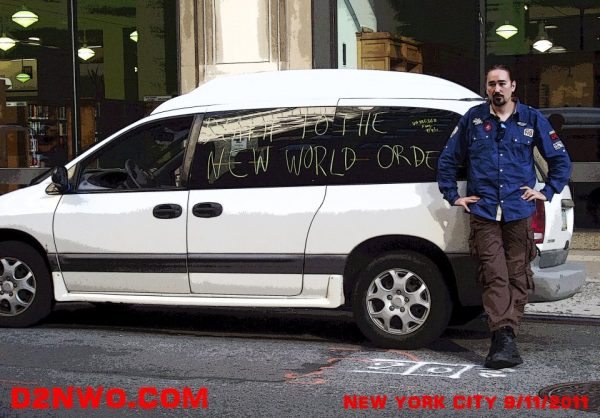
[496, 22, 518, 39]
[15, 58, 31, 83]
[548, 45, 566, 54]
[533, 21, 553, 53]
[0, 18, 17, 51]
[129, 30, 138, 42]
[533, 38, 553, 53]
[15, 72, 30, 83]
[78, 31, 95, 61]
[78, 46, 95, 60]
[12, 7, 39, 28]
[0, 34, 16, 51]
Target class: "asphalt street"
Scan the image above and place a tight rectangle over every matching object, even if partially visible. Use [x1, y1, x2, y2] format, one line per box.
[0, 303, 597, 417]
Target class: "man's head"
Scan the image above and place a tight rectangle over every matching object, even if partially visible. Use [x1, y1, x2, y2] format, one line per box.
[485, 64, 516, 108]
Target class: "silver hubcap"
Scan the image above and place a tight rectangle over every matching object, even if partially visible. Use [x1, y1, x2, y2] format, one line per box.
[366, 268, 431, 335]
[0, 257, 36, 316]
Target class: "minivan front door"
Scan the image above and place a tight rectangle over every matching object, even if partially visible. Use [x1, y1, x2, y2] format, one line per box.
[53, 116, 196, 294]
[54, 191, 190, 293]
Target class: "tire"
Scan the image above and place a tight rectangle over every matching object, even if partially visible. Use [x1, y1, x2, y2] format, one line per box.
[352, 251, 452, 349]
[0, 241, 53, 327]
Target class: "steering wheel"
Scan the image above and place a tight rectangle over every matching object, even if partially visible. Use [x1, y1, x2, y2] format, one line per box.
[124, 159, 155, 188]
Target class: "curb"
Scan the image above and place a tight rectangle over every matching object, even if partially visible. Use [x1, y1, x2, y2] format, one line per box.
[523, 313, 600, 325]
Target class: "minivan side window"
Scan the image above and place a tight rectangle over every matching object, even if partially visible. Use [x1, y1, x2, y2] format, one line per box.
[189, 107, 460, 189]
[189, 107, 337, 189]
[331, 106, 461, 185]
[76, 116, 194, 191]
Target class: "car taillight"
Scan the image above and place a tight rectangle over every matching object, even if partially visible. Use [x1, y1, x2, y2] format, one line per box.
[531, 199, 545, 244]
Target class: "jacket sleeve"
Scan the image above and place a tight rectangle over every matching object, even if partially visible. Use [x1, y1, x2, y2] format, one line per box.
[437, 114, 469, 205]
[533, 112, 572, 201]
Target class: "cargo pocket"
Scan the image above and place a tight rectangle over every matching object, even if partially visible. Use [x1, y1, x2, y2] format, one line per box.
[468, 218, 484, 286]
[525, 223, 536, 290]
[468, 227, 478, 258]
[527, 229, 537, 261]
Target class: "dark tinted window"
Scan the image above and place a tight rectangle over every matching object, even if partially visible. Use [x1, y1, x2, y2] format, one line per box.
[330, 106, 461, 185]
[77, 116, 193, 191]
[190, 106, 460, 189]
[190, 107, 336, 189]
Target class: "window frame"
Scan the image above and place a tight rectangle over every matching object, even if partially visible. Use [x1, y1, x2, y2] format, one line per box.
[70, 114, 201, 194]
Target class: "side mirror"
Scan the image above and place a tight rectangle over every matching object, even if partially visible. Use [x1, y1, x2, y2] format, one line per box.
[46, 166, 70, 195]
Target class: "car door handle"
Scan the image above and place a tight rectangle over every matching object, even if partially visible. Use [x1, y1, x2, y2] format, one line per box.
[153, 204, 183, 219]
[192, 202, 223, 218]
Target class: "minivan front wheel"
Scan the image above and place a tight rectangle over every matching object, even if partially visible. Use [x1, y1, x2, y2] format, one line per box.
[0, 241, 52, 327]
[352, 251, 452, 349]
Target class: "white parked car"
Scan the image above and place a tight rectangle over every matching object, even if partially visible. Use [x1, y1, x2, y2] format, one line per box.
[0, 70, 586, 348]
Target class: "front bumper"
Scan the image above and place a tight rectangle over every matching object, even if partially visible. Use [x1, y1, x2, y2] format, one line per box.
[528, 259, 587, 303]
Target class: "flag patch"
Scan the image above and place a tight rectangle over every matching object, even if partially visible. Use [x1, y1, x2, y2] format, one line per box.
[549, 130, 559, 141]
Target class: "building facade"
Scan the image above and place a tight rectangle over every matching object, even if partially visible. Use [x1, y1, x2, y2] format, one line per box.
[0, 0, 599, 228]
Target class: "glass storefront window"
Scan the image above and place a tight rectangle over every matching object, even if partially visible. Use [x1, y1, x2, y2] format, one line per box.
[486, 0, 600, 229]
[333, 1, 600, 229]
[336, 0, 481, 93]
[0, 0, 71, 193]
[0, 1, 178, 194]
[77, 0, 179, 151]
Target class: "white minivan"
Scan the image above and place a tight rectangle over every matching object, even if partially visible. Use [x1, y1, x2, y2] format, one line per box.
[0, 70, 586, 348]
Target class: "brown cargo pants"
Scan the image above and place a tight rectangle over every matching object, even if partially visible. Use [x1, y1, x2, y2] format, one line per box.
[469, 214, 536, 333]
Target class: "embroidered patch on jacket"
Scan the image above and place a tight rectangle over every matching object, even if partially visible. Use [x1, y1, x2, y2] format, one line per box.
[483, 121, 492, 132]
[553, 140, 564, 150]
[517, 121, 527, 127]
[472, 118, 483, 125]
[549, 130, 559, 141]
[524, 128, 534, 137]
[451, 126, 458, 137]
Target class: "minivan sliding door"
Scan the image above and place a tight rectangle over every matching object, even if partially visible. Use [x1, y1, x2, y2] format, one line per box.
[186, 107, 333, 296]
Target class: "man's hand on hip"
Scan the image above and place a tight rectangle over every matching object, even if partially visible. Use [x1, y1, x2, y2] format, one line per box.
[520, 186, 547, 202]
[454, 196, 480, 212]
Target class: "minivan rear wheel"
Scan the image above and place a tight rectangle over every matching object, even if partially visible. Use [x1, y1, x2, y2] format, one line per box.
[0, 241, 52, 327]
[352, 251, 452, 349]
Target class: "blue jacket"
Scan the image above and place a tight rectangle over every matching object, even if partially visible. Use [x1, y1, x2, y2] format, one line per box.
[437, 101, 572, 222]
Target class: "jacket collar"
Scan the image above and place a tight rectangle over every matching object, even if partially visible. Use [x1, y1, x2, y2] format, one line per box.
[477, 99, 529, 124]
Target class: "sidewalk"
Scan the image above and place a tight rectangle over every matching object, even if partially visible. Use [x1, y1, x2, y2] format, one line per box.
[525, 250, 600, 319]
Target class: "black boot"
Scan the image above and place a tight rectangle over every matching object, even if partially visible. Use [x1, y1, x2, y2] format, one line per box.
[485, 326, 523, 369]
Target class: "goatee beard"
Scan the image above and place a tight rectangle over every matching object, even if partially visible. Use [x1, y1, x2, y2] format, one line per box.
[493, 95, 506, 106]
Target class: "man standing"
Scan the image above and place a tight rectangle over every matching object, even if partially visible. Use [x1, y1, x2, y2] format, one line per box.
[437, 64, 571, 369]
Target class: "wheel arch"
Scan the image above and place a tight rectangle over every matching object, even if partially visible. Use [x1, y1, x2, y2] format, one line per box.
[0, 229, 53, 273]
[343, 235, 460, 307]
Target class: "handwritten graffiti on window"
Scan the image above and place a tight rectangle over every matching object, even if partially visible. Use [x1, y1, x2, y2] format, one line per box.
[193, 107, 459, 188]
[412, 118, 440, 133]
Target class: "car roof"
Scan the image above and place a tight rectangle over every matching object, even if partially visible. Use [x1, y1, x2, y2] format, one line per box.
[152, 69, 482, 115]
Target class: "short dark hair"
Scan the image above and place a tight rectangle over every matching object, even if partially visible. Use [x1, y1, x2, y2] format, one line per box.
[486, 64, 514, 81]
